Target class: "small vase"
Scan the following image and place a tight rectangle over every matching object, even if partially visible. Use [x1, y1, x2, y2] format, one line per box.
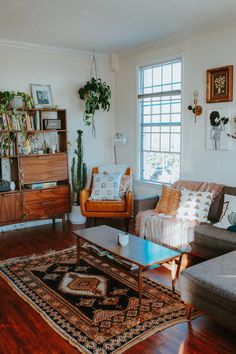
[10, 181, 16, 191]
[10, 96, 24, 109]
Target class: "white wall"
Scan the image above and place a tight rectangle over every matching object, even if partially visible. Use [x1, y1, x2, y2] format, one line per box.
[115, 25, 236, 197]
[0, 43, 115, 231]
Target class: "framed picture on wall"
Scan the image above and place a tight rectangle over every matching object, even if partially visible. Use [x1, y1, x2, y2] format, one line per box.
[30, 84, 53, 108]
[206, 65, 233, 103]
[206, 109, 230, 150]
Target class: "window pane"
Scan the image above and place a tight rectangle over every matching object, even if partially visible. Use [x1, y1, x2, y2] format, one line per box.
[144, 68, 152, 88]
[142, 152, 180, 184]
[171, 134, 181, 152]
[161, 134, 170, 151]
[143, 133, 151, 150]
[151, 134, 160, 151]
[162, 64, 172, 84]
[173, 62, 181, 83]
[153, 66, 162, 89]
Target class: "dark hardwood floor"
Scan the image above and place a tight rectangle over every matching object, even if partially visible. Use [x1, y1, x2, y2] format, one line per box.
[0, 220, 235, 354]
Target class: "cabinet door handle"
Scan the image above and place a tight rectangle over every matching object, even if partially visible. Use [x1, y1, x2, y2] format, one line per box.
[41, 201, 53, 205]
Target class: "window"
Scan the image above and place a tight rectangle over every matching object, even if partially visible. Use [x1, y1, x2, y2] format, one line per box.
[138, 58, 182, 184]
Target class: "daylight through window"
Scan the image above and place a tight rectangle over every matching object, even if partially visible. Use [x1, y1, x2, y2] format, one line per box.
[138, 58, 182, 184]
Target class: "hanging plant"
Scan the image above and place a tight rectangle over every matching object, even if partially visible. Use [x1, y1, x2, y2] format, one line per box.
[78, 77, 111, 136]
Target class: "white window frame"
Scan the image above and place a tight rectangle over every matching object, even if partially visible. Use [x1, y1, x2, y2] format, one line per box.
[138, 58, 182, 185]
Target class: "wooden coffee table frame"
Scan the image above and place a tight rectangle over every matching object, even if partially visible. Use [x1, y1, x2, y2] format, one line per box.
[74, 226, 183, 304]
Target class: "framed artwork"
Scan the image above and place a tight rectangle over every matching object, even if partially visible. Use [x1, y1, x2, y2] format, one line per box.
[206, 65, 233, 103]
[206, 109, 230, 150]
[30, 84, 53, 108]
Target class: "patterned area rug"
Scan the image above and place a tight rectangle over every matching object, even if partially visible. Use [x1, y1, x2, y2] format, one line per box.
[0, 247, 194, 354]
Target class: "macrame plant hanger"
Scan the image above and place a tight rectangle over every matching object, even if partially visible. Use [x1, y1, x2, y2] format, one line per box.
[90, 50, 98, 137]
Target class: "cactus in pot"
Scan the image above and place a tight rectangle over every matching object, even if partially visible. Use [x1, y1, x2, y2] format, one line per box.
[71, 130, 87, 205]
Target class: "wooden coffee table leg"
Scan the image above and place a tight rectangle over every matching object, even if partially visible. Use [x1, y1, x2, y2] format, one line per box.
[77, 238, 81, 264]
[138, 266, 143, 304]
[171, 255, 182, 292]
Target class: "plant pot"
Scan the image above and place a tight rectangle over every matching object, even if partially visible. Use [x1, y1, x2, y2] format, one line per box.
[69, 204, 86, 225]
[10, 96, 24, 109]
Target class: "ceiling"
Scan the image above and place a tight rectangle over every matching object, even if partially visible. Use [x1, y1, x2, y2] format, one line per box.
[1, 0, 236, 53]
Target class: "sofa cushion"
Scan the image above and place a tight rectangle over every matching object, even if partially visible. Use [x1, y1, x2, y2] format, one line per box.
[85, 199, 126, 212]
[155, 184, 181, 215]
[193, 223, 236, 253]
[180, 251, 236, 315]
[177, 189, 213, 223]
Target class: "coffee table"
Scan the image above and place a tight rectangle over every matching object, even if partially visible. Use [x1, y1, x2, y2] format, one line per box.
[73, 225, 182, 303]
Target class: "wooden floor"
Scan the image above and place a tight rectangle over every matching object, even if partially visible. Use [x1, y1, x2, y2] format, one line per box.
[0, 220, 235, 354]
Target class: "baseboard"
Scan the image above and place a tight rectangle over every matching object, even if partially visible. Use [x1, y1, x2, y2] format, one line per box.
[0, 218, 62, 233]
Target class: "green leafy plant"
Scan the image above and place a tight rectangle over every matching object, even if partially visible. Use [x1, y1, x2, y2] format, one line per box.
[78, 77, 111, 136]
[0, 91, 34, 111]
[71, 130, 87, 205]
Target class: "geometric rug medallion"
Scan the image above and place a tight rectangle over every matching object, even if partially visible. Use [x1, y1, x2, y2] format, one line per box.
[0, 246, 198, 354]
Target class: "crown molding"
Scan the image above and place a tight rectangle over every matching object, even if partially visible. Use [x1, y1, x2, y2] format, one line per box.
[119, 20, 236, 57]
[0, 38, 109, 59]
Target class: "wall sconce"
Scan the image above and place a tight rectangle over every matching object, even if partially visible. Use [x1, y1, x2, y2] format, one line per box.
[188, 90, 202, 123]
[112, 133, 126, 164]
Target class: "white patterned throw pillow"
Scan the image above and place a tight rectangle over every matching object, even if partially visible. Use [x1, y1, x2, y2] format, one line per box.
[89, 173, 121, 200]
[177, 189, 213, 223]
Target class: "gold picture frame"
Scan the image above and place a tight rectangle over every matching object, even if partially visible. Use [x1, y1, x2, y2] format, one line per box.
[206, 65, 233, 103]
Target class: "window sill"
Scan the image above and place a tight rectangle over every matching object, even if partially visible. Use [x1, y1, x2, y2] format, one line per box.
[135, 180, 168, 188]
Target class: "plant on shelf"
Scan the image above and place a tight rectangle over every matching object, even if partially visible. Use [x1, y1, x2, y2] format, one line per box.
[0, 91, 34, 111]
[71, 130, 87, 206]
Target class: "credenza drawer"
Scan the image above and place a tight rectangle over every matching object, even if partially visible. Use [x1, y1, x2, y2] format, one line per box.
[23, 186, 70, 203]
[20, 154, 68, 183]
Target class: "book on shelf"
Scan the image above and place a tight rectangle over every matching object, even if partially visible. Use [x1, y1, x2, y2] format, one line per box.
[24, 181, 57, 190]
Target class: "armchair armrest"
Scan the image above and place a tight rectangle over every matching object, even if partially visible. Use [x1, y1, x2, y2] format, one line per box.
[133, 194, 159, 216]
[126, 190, 133, 215]
[80, 189, 91, 215]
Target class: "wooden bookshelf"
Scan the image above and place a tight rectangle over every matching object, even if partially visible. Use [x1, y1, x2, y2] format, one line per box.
[0, 108, 71, 226]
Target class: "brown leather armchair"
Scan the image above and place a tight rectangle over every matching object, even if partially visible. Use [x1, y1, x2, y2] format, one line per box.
[80, 167, 133, 231]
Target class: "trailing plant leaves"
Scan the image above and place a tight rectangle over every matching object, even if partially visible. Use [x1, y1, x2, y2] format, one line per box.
[78, 77, 111, 128]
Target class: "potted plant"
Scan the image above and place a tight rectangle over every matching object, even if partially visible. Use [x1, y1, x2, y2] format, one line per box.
[78, 77, 111, 137]
[69, 130, 87, 224]
[0, 91, 34, 110]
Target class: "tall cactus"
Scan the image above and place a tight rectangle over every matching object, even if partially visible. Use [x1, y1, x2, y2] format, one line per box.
[71, 130, 87, 205]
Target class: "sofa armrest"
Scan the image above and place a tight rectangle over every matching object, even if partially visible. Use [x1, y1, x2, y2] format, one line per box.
[133, 195, 159, 216]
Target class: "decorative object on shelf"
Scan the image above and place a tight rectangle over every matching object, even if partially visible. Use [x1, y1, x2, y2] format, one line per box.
[10, 181, 16, 191]
[30, 84, 53, 108]
[22, 139, 32, 155]
[70, 130, 87, 224]
[78, 52, 111, 137]
[188, 90, 202, 123]
[0, 91, 34, 111]
[206, 65, 233, 103]
[0, 179, 10, 192]
[206, 109, 230, 150]
[112, 132, 126, 164]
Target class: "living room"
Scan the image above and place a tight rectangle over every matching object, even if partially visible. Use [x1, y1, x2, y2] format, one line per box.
[0, 1, 236, 353]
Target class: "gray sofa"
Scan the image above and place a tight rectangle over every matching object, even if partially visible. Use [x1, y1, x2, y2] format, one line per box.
[192, 185, 236, 259]
[179, 185, 236, 331]
[134, 185, 236, 259]
[179, 250, 236, 331]
[135, 184, 236, 331]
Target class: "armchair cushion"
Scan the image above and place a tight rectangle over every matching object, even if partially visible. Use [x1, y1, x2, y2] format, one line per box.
[89, 173, 121, 201]
[85, 199, 126, 212]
